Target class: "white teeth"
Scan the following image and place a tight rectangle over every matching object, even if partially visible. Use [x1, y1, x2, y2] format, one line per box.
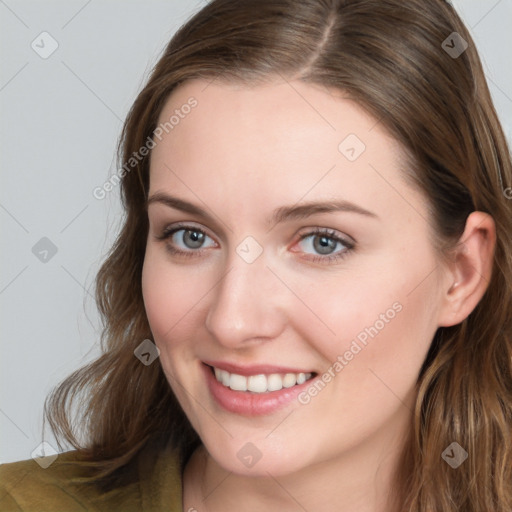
[229, 373, 247, 391]
[213, 367, 313, 393]
[267, 373, 283, 392]
[247, 374, 267, 393]
[220, 370, 230, 387]
[215, 367, 231, 386]
[283, 373, 297, 388]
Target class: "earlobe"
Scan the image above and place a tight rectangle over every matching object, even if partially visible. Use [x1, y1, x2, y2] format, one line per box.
[438, 211, 496, 327]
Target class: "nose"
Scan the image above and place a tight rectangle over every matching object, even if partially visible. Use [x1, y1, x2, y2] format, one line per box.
[205, 254, 287, 349]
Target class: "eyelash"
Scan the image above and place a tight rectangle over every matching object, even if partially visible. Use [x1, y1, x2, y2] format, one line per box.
[155, 223, 355, 264]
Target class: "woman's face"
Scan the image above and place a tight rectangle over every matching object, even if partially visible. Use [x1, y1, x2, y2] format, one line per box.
[142, 78, 451, 476]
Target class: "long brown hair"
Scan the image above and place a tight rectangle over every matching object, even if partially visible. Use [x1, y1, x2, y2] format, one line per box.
[44, 0, 512, 509]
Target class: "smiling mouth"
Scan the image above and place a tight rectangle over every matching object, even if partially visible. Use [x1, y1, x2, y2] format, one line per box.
[207, 365, 317, 393]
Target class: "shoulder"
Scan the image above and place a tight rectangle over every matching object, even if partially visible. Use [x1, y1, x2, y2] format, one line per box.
[0, 450, 104, 511]
[0, 439, 183, 511]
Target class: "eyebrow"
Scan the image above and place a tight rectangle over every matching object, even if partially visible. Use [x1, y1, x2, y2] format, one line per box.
[146, 192, 379, 226]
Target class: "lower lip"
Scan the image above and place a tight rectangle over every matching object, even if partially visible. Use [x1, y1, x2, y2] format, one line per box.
[202, 363, 316, 416]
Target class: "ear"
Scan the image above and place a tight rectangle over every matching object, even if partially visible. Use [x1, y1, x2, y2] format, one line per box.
[437, 211, 496, 328]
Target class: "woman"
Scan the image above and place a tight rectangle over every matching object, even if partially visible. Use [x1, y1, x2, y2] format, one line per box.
[1, 0, 511, 510]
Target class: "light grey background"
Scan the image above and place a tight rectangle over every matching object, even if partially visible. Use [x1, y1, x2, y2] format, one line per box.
[1, 0, 511, 464]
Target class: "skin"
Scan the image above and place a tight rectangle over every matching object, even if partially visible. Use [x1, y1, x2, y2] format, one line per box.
[141, 78, 495, 512]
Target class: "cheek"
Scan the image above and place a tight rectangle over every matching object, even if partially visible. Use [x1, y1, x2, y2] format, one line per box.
[290, 252, 439, 392]
[141, 248, 213, 350]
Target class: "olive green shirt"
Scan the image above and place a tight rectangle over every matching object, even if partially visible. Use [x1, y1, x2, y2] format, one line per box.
[0, 439, 183, 511]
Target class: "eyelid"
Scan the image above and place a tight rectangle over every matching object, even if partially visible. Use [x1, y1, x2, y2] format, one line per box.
[294, 226, 355, 249]
[155, 221, 218, 243]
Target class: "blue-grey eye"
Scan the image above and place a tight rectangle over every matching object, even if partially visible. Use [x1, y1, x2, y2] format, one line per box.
[171, 228, 214, 250]
[298, 232, 347, 256]
[313, 234, 338, 254]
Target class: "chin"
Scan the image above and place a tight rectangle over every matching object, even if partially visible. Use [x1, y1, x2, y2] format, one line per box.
[202, 434, 315, 478]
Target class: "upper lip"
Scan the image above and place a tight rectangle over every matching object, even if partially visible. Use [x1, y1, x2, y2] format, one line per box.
[204, 360, 315, 376]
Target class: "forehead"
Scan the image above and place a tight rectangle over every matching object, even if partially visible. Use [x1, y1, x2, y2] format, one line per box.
[148, 78, 425, 227]
[153, 78, 395, 165]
